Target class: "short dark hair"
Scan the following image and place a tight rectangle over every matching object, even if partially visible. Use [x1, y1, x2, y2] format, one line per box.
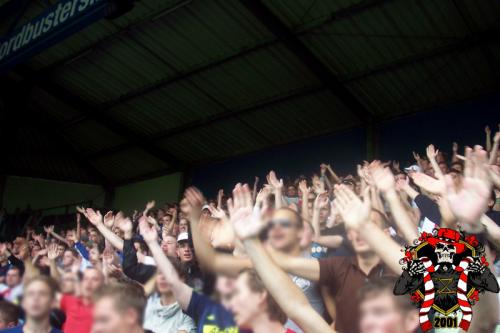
[0, 300, 20, 326]
[93, 282, 146, 324]
[358, 277, 414, 312]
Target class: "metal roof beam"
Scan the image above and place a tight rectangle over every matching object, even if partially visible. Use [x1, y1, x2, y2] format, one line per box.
[239, 0, 373, 123]
[343, 27, 500, 83]
[85, 84, 326, 159]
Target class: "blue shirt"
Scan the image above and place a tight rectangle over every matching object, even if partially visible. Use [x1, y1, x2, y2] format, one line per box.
[1, 325, 63, 333]
[185, 291, 249, 333]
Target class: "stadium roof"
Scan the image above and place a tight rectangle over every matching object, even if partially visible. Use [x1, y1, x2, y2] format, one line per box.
[1, 0, 499, 186]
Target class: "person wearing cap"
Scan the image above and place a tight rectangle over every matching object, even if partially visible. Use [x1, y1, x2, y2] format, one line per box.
[176, 232, 213, 294]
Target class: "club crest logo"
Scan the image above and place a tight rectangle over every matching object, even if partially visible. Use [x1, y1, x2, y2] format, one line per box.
[393, 228, 499, 331]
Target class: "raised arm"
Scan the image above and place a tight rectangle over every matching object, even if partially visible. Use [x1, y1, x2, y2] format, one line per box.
[485, 125, 492, 152]
[84, 209, 124, 251]
[298, 180, 310, 221]
[139, 218, 192, 311]
[267, 170, 284, 209]
[426, 144, 445, 180]
[334, 185, 402, 275]
[311, 193, 343, 249]
[370, 163, 418, 244]
[489, 130, 499, 165]
[47, 243, 61, 281]
[184, 187, 251, 276]
[44, 225, 70, 247]
[230, 183, 335, 333]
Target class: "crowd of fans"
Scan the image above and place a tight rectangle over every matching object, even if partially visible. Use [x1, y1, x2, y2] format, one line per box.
[0, 126, 499, 333]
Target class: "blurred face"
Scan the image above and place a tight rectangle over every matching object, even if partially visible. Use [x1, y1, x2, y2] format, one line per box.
[178, 219, 189, 233]
[161, 215, 172, 225]
[57, 245, 65, 258]
[176, 242, 193, 262]
[180, 198, 190, 215]
[89, 247, 100, 263]
[286, 186, 297, 197]
[6, 269, 21, 288]
[156, 272, 172, 294]
[452, 163, 463, 172]
[360, 292, 418, 333]
[268, 209, 302, 252]
[319, 206, 330, 223]
[448, 171, 462, 188]
[215, 275, 236, 308]
[347, 229, 371, 254]
[201, 209, 211, 219]
[62, 250, 75, 267]
[157, 210, 165, 220]
[438, 162, 448, 174]
[22, 281, 53, 320]
[93, 297, 137, 333]
[161, 236, 177, 257]
[230, 273, 267, 329]
[61, 272, 78, 294]
[31, 245, 41, 258]
[89, 229, 99, 243]
[81, 269, 104, 299]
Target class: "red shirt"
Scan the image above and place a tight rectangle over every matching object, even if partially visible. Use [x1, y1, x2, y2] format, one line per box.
[60, 294, 94, 333]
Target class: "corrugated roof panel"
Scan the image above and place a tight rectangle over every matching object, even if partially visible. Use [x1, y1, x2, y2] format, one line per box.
[346, 45, 500, 117]
[190, 43, 320, 109]
[301, 0, 467, 77]
[157, 118, 269, 163]
[52, 36, 177, 103]
[29, 87, 82, 122]
[26, 0, 183, 70]
[461, 1, 500, 31]
[132, 0, 274, 73]
[61, 120, 127, 154]
[238, 90, 359, 143]
[91, 148, 168, 182]
[106, 80, 225, 137]
[263, 0, 357, 29]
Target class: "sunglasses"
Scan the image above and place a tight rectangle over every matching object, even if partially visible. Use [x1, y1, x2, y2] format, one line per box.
[269, 219, 294, 228]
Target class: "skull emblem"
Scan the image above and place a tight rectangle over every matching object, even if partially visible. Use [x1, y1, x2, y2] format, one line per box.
[435, 242, 456, 264]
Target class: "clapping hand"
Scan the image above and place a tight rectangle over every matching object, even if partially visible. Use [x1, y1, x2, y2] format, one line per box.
[444, 146, 491, 225]
[228, 184, 265, 240]
[333, 185, 371, 230]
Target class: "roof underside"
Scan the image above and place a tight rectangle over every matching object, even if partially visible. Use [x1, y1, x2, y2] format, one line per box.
[1, 0, 499, 186]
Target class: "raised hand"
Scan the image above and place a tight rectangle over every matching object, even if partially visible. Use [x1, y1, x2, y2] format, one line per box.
[444, 146, 491, 225]
[47, 243, 59, 261]
[370, 162, 395, 193]
[147, 216, 158, 226]
[43, 225, 54, 234]
[333, 185, 371, 230]
[266, 170, 283, 190]
[145, 200, 156, 211]
[208, 206, 226, 219]
[85, 208, 103, 226]
[452, 142, 458, 153]
[298, 179, 310, 194]
[485, 125, 491, 135]
[103, 211, 115, 228]
[76, 206, 86, 214]
[426, 144, 439, 161]
[412, 151, 421, 162]
[409, 172, 445, 194]
[228, 184, 265, 240]
[314, 192, 329, 210]
[184, 187, 205, 221]
[139, 218, 158, 243]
